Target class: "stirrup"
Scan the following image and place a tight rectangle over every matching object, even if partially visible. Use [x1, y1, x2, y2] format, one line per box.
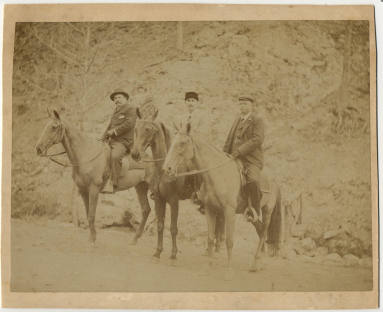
[101, 179, 115, 194]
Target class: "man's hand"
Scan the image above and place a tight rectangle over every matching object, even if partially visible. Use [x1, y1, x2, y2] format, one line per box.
[232, 150, 241, 159]
[106, 129, 115, 137]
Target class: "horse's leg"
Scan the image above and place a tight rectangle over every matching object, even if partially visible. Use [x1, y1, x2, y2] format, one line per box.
[215, 212, 225, 252]
[169, 197, 179, 260]
[224, 210, 235, 267]
[223, 209, 235, 281]
[250, 206, 272, 272]
[131, 182, 151, 245]
[78, 188, 89, 219]
[153, 198, 166, 259]
[87, 184, 99, 244]
[205, 207, 217, 259]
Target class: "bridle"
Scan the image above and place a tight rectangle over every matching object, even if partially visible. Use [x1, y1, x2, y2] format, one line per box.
[134, 121, 166, 163]
[40, 123, 104, 168]
[170, 136, 234, 177]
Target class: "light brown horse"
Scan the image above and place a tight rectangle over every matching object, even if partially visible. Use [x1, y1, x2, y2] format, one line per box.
[163, 122, 284, 273]
[35, 109, 152, 244]
[131, 109, 225, 260]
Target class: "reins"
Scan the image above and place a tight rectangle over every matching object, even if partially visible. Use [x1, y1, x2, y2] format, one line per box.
[42, 149, 104, 168]
[41, 125, 104, 168]
[174, 158, 234, 177]
[173, 136, 235, 177]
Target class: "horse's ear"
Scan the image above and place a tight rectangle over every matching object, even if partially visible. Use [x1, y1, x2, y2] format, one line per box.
[172, 121, 179, 133]
[136, 107, 142, 119]
[53, 109, 61, 121]
[186, 122, 191, 135]
[151, 108, 159, 121]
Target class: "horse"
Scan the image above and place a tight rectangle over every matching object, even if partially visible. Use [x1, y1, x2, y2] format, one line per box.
[163, 122, 284, 273]
[131, 109, 224, 260]
[35, 109, 152, 245]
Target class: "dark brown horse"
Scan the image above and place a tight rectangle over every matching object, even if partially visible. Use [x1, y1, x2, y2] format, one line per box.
[163, 122, 284, 274]
[131, 110, 225, 260]
[35, 109, 152, 245]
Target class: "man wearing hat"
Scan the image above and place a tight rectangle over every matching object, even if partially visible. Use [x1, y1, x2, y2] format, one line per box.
[101, 89, 137, 193]
[223, 95, 265, 219]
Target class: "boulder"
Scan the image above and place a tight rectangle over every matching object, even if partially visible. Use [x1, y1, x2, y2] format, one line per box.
[281, 247, 297, 260]
[324, 253, 342, 264]
[301, 237, 316, 252]
[315, 246, 329, 257]
[343, 254, 360, 267]
[323, 229, 342, 240]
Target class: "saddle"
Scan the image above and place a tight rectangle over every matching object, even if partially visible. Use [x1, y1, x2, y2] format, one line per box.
[234, 160, 270, 193]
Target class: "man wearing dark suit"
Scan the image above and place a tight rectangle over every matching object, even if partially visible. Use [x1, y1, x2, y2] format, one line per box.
[101, 89, 137, 193]
[223, 95, 264, 217]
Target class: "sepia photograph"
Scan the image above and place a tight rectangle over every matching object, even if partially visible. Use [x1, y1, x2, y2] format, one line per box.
[2, 3, 378, 310]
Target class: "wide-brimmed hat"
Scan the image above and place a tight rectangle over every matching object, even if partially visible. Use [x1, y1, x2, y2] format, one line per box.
[185, 91, 199, 101]
[110, 89, 130, 101]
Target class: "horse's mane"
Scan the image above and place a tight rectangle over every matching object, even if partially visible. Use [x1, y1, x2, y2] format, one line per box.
[159, 122, 171, 152]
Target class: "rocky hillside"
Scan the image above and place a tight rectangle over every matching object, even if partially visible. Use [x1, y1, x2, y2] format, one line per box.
[12, 21, 372, 260]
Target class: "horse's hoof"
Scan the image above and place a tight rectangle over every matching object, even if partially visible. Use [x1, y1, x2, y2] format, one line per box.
[224, 268, 235, 281]
[152, 251, 161, 262]
[208, 258, 217, 267]
[152, 256, 160, 264]
[202, 249, 209, 257]
[88, 235, 96, 244]
[170, 258, 177, 266]
[89, 241, 96, 249]
[249, 262, 262, 273]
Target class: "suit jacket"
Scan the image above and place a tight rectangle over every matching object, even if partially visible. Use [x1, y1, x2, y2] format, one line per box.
[103, 104, 137, 149]
[175, 109, 219, 146]
[223, 112, 264, 170]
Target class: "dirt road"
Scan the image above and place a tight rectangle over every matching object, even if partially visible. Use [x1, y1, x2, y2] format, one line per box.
[11, 219, 372, 292]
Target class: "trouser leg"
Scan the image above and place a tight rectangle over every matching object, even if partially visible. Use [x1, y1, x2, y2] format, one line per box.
[247, 180, 262, 216]
[235, 186, 249, 214]
[110, 142, 127, 186]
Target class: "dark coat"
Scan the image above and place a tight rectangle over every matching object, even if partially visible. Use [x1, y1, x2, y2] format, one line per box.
[103, 104, 137, 150]
[223, 112, 264, 170]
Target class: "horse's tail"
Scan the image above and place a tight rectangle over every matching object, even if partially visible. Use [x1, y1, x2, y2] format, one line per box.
[267, 185, 283, 254]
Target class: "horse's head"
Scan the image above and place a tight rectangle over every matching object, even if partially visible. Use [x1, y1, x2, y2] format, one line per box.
[35, 109, 65, 156]
[163, 122, 194, 176]
[131, 107, 159, 161]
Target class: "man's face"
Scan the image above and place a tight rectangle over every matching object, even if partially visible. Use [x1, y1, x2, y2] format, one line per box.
[238, 99, 252, 115]
[185, 98, 198, 113]
[113, 94, 129, 106]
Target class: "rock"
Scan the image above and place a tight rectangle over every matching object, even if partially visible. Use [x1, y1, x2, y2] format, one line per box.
[323, 229, 342, 240]
[343, 254, 360, 267]
[291, 224, 306, 239]
[359, 257, 372, 268]
[281, 247, 297, 260]
[300, 254, 322, 264]
[324, 253, 342, 264]
[301, 237, 316, 252]
[315, 246, 329, 256]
